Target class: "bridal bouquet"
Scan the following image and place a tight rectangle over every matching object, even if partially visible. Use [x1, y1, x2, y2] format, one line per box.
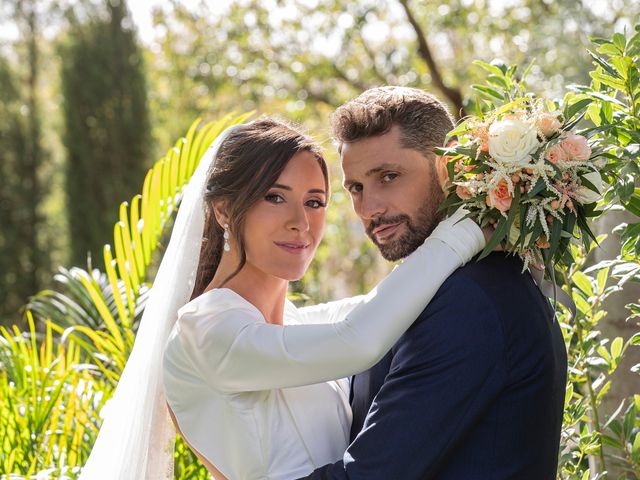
[437, 96, 605, 271]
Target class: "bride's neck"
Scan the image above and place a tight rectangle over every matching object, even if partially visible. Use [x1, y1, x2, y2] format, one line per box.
[207, 252, 288, 326]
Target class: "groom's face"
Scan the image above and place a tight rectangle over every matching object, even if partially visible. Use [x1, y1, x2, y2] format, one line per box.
[341, 125, 445, 261]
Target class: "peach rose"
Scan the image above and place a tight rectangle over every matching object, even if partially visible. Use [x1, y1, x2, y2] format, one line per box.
[456, 185, 473, 199]
[535, 112, 562, 138]
[545, 143, 568, 164]
[560, 134, 591, 161]
[485, 179, 513, 212]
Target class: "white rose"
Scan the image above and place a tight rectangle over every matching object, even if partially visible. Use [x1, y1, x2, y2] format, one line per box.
[575, 171, 603, 204]
[488, 118, 540, 167]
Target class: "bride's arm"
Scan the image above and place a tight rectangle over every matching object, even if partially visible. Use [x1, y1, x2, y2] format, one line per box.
[170, 212, 485, 393]
[294, 295, 367, 325]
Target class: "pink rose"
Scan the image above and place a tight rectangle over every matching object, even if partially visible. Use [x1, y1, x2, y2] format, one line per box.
[560, 134, 591, 161]
[456, 185, 473, 199]
[485, 179, 513, 212]
[545, 143, 568, 164]
[535, 113, 562, 138]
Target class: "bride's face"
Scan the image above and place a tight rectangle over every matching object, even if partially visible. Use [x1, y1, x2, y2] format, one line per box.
[242, 150, 328, 281]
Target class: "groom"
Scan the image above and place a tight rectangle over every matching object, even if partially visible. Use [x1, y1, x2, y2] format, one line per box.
[300, 87, 568, 479]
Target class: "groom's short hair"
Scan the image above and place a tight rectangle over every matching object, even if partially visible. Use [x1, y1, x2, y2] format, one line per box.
[331, 86, 455, 156]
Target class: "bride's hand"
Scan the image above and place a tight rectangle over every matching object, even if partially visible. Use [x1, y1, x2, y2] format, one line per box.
[481, 225, 503, 252]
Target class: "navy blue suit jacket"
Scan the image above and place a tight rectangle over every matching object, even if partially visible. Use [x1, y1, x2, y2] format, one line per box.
[299, 252, 567, 479]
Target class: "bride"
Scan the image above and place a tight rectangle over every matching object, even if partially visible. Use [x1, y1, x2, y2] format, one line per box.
[79, 117, 486, 479]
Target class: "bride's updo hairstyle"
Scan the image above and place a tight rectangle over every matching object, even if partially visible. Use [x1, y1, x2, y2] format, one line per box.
[191, 117, 328, 300]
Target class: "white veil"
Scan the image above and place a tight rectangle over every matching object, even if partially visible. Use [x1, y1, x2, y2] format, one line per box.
[79, 124, 243, 479]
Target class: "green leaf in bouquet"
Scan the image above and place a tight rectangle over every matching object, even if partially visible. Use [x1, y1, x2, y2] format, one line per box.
[446, 121, 475, 139]
[478, 216, 508, 261]
[472, 96, 485, 118]
[446, 156, 458, 182]
[565, 98, 593, 123]
[575, 206, 598, 249]
[548, 217, 563, 262]
[528, 219, 544, 248]
[492, 97, 529, 117]
[471, 85, 505, 101]
[472, 59, 505, 77]
[487, 74, 509, 90]
[517, 203, 528, 249]
[521, 58, 535, 84]
[453, 145, 479, 158]
[563, 111, 588, 131]
[559, 241, 575, 266]
[579, 175, 600, 197]
[437, 192, 463, 213]
[527, 177, 547, 198]
[564, 212, 577, 238]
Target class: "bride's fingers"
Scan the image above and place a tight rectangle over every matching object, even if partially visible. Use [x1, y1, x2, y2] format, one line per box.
[481, 226, 503, 251]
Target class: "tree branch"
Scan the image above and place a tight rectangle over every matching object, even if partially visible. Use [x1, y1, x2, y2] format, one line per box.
[398, 0, 466, 118]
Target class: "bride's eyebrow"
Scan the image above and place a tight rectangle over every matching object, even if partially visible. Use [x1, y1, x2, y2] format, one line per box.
[271, 183, 326, 195]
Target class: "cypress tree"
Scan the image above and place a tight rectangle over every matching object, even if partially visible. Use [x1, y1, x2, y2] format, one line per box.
[0, 1, 49, 323]
[0, 57, 30, 322]
[60, 0, 150, 266]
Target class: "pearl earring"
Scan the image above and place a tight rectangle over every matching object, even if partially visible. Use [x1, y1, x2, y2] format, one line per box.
[223, 223, 231, 252]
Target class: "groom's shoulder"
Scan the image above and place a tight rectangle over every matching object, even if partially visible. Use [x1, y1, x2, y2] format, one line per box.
[391, 254, 515, 362]
[445, 251, 530, 292]
[411, 252, 532, 332]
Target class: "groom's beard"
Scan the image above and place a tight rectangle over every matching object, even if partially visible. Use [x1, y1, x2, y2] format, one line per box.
[366, 179, 445, 262]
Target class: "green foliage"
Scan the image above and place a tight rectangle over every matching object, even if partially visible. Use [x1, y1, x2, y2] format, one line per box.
[0, 49, 49, 323]
[59, 0, 152, 267]
[557, 247, 640, 478]
[575, 25, 640, 256]
[0, 312, 104, 477]
[0, 114, 249, 478]
[549, 27, 640, 479]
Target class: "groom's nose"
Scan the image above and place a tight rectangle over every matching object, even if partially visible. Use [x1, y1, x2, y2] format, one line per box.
[358, 190, 387, 221]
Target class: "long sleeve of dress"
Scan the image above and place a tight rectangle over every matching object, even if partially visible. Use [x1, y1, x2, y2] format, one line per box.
[294, 296, 368, 325]
[171, 211, 485, 393]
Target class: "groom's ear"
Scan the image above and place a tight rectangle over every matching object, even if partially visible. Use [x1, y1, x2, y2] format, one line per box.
[212, 200, 230, 228]
[434, 139, 457, 191]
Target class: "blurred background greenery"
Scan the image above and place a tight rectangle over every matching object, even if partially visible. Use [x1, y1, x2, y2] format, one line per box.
[2, 0, 638, 322]
[1, 1, 639, 478]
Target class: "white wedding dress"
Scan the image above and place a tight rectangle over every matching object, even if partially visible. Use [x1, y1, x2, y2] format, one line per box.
[162, 214, 485, 480]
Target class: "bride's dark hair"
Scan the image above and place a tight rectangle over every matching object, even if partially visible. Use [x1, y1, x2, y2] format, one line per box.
[190, 117, 328, 300]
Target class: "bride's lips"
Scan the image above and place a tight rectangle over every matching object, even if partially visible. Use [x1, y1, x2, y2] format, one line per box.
[274, 241, 310, 255]
[372, 223, 402, 242]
